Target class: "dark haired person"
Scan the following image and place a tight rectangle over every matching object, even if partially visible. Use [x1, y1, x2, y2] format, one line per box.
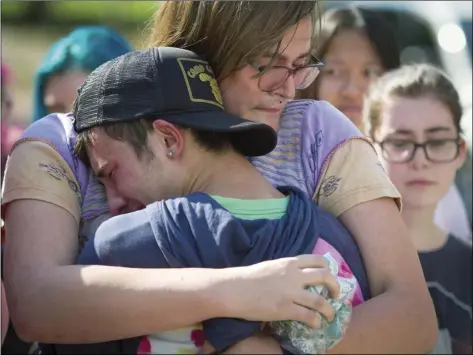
[300, 6, 400, 128]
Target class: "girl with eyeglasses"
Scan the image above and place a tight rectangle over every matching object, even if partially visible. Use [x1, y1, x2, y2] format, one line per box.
[364, 63, 472, 354]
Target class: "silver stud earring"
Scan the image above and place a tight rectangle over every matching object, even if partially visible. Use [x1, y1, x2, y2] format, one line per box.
[167, 149, 175, 159]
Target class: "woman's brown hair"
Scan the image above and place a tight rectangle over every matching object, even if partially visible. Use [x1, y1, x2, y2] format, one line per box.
[148, 1, 321, 80]
[363, 63, 463, 139]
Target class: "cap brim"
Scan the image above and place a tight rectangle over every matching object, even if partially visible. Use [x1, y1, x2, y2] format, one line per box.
[160, 111, 277, 157]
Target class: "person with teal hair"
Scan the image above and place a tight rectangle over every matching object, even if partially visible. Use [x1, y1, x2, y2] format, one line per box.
[32, 25, 132, 122]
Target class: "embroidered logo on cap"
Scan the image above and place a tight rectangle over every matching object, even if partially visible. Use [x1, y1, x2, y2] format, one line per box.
[177, 58, 224, 109]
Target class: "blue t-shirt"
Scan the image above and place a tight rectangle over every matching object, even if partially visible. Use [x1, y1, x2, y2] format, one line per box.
[40, 186, 369, 354]
[419, 235, 472, 353]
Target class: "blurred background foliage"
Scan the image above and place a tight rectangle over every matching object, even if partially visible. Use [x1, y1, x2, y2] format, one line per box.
[1, 1, 157, 27]
[1, 1, 158, 123]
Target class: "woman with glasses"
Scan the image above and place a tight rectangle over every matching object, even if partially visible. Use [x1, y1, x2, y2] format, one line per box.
[364, 63, 472, 354]
[148, 2, 437, 353]
[1, 3, 360, 350]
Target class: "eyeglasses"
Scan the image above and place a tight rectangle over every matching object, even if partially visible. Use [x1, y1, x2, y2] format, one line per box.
[376, 138, 461, 164]
[249, 55, 324, 92]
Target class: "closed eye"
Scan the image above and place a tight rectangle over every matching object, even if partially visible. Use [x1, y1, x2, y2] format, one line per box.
[322, 67, 342, 77]
[363, 67, 382, 79]
[390, 140, 412, 148]
[428, 140, 449, 147]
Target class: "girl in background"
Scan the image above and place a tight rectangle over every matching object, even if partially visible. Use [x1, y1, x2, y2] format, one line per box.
[300, 5, 471, 242]
[364, 63, 472, 354]
[32, 25, 131, 122]
[299, 6, 400, 128]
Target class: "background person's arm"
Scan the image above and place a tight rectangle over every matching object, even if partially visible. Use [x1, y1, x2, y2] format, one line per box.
[316, 140, 437, 353]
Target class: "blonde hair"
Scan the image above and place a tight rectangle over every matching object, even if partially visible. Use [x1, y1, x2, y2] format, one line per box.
[363, 63, 463, 139]
[148, 1, 321, 80]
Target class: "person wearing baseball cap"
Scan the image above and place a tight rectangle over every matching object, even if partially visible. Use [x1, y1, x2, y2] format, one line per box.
[39, 46, 370, 355]
[73, 46, 277, 158]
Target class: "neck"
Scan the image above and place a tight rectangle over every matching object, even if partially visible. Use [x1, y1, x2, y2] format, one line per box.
[182, 149, 283, 200]
[401, 204, 447, 252]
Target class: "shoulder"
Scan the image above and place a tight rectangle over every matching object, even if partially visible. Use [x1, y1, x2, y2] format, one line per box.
[79, 208, 156, 266]
[447, 235, 472, 263]
[22, 112, 75, 140]
[2, 139, 82, 224]
[425, 236, 472, 295]
[161, 193, 220, 213]
[155, 193, 224, 227]
[5, 139, 75, 191]
[157, 193, 236, 231]
[95, 208, 154, 244]
[16, 113, 76, 161]
[316, 138, 402, 215]
[282, 100, 359, 127]
[9, 138, 63, 162]
[281, 100, 365, 154]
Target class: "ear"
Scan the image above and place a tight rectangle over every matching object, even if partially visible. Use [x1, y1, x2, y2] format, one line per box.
[152, 120, 184, 158]
[455, 137, 468, 169]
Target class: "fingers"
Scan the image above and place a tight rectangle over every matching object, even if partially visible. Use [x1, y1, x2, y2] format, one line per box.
[284, 303, 324, 328]
[291, 254, 329, 269]
[301, 267, 341, 299]
[294, 289, 335, 322]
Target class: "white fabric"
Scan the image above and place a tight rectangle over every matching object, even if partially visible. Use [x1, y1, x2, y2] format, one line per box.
[435, 184, 472, 243]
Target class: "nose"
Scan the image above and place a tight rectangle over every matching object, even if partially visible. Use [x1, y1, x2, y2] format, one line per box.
[274, 73, 296, 100]
[341, 73, 365, 99]
[410, 145, 430, 170]
[105, 185, 127, 216]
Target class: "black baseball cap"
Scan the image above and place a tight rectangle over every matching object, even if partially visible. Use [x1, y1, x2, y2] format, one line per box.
[73, 46, 277, 157]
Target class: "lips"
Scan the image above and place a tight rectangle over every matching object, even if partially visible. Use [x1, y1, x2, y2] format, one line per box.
[406, 180, 436, 187]
[257, 107, 284, 114]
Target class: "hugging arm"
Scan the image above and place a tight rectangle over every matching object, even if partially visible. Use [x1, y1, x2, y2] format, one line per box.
[2, 141, 235, 343]
[5, 200, 337, 344]
[4, 200, 235, 343]
[3, 141, 340, 344]
[316, 140, 437, 353]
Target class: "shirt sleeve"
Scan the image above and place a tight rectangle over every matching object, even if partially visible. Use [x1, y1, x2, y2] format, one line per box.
[2, 140, 81, 225]
[76, 207, 167, 267]
[314, 138, 402, 217]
